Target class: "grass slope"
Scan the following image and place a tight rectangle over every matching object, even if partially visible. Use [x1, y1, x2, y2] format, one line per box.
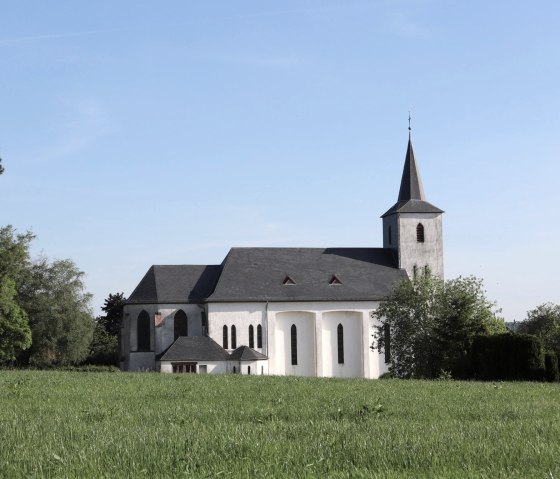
[0, 371, 559, 478]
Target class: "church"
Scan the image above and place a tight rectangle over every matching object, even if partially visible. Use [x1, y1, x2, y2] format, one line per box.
[120, 135, 444, 378]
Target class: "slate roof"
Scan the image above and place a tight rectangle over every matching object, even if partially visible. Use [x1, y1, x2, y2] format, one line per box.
[381, 137, 443, 218]
[127, 265, 222, 304]
[158, 336, 230, 362]
[208, 247, 407, 302]
[229, 346, 268, 361]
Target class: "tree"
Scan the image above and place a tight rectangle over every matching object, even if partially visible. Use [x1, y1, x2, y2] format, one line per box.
[373, 273, 505, 378]
[86, 292, 125, 365]
[0, 277, 31, 362]
[98, 292, 125, 337]
[518, 303, 560, 358]
[18, 258, 95, 366]
[0, 158, 4, 175]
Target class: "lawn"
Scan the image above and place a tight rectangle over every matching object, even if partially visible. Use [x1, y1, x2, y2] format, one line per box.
[0, 370, 558, 478]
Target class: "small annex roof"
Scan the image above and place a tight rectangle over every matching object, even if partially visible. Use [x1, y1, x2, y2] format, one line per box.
[229, 346, 268, 361]
[126, 264, 222, 304]
[208, 247, 407, 302]
[381, 137, 443, 218]
[158, 336, 230, 362]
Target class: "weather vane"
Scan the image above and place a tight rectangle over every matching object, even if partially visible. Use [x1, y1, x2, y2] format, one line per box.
[408, 111, 412, 135]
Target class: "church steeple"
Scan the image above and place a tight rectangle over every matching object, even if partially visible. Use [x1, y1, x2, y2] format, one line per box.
[397, 137, 426, 202]
[381, 131, 444, 279]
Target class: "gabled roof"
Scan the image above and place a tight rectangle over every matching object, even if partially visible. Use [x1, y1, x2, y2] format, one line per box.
[127, 264, 222, 304]
[382, 137, 443, 218]
[229, 346, 268, 361]
[208, 247, 406, 302]
[158, 336, 230, 362]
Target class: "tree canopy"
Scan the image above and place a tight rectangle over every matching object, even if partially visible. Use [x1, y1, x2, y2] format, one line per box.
[518, 303, 560, 358]
[373, 273, 506, 379]
[0, 225, 94, 366]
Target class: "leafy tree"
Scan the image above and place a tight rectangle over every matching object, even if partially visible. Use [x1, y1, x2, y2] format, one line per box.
[0, 158, 4, 175]
[18, 258, 95, 366]
[373, 273, 505, 378]
[0, 226, 34, 287]
[518, 303, 560, 358]
[86, 292, 124, 365]
[98, 292, 125, 337]
[0, 277, 31, 362]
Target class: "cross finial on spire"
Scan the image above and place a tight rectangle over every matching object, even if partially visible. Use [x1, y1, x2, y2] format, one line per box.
[408, 111, 412, 137]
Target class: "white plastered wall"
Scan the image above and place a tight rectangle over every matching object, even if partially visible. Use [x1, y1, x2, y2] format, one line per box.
[207, 300, 388, 379]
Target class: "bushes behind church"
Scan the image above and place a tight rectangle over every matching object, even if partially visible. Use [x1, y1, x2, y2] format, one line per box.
[469, 333, 555, 381]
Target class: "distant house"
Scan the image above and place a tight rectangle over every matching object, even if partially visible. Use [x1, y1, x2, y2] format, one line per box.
[120, 135, 444, 378]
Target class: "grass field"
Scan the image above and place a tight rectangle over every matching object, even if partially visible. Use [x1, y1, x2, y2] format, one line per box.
[0, 371, 559, 478]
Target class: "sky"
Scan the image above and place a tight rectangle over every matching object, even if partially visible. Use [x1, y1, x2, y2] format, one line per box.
[1, 1, 559, 321]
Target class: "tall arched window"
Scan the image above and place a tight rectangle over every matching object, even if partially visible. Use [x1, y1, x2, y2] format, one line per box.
[384, 323, 391, 363]
[337, 323, 344, 364]
[137, 310, 151, 351]
[174, 310, 188, 340]
[291, 324, 298, 365]
[223, 325, 228, 349]
[248, 325, 254, 348]
[416, 223, 425, 243]
[257, 324, 263, 348]
[231, 325, 237, 349]
[201, 311, 207, 335]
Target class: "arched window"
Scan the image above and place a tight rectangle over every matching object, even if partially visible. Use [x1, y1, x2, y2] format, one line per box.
[137, 310, 151, 351]
[233, 366, 236, 374]
[248, 366, 251, 375]
[337, 323, 344, 364]
[249, 325, 254, 348]
[201, 311, 207, 334]
[291, 324, 298, 365]
[416, 223, 425, 243]
[257, 324, 263, 348]
[174, 310, 188, 340]
[223, 325, 228, 349]
[231, 325, 237, 349]
[384, 323, 391, 363]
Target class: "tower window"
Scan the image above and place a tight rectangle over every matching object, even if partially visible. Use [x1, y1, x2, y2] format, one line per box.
[249, 325, 254, 348]
[337, 323, 344, 364]
[231, 325, 237, 349]
[416, 223, 425, 243]
[257, 324, 263, 348]
[223, 325, 228, 349]
[291, 324, 298, 365]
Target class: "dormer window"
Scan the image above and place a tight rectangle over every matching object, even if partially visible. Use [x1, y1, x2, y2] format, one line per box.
[283, 275, 296, 285]
[416, 223, 425, 243]
[329, 275, 342, 285]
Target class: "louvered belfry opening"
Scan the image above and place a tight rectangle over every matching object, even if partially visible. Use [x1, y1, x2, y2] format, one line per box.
[416, 223, 425, 243]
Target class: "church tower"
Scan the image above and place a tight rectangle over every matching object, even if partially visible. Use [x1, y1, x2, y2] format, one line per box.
[381, 135, 444, 279]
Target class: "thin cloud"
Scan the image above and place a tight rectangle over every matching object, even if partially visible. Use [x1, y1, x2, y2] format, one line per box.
[0, 28, 126, 47]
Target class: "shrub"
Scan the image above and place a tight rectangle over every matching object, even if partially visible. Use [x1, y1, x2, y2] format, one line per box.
[544, 351, 559, 382]
[471, 333, 545, 381]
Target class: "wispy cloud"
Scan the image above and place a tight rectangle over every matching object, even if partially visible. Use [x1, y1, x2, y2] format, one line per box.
[31, 98, 111, 164]
[0, 29, 125, 47]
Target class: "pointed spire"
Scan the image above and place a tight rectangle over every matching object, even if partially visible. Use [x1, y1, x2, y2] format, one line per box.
[397, 136, 426, 201]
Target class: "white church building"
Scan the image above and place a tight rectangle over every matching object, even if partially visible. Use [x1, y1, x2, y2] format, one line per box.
[120, 136, 443, 378]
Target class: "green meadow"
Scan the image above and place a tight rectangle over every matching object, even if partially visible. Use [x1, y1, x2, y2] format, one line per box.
[0, 371, 558, 478]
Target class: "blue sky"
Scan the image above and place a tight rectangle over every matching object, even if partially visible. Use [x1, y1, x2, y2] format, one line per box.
[1, 1, 559, 321]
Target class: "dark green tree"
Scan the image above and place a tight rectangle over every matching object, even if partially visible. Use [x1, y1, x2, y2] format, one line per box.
[518, 303, 560, 358]
[373, 273, 505, 378]
[0, 277, 31, 362]
[18, 258, 95, 366]
[86, 292, 125, 365]
[99, 292, 125, 337]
